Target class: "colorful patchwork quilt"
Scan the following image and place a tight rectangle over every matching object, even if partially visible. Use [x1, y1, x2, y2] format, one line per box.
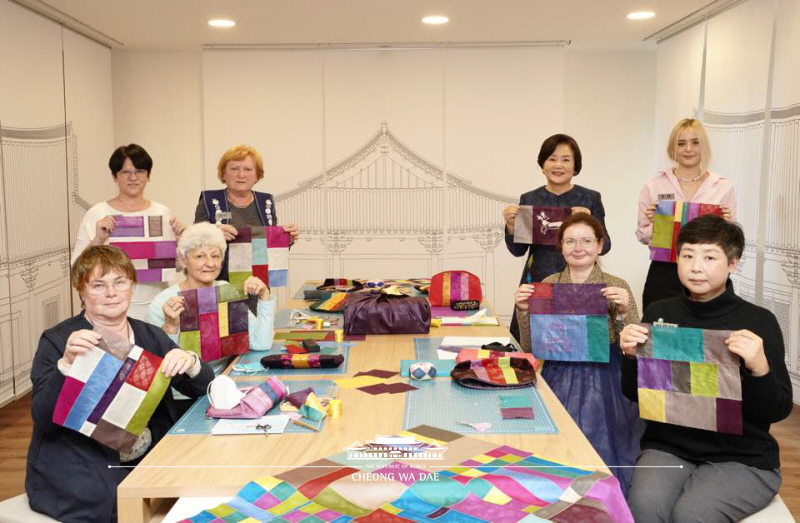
[228, 226, 291, 293]
[179, 284, 250, 361]
[181, 425, 632, 522]
[513, 206, 572, 246]
[649, 200, 724, 262]
[527, 283, 610, 363]
[109, 215, 177, 282]
[636, 323, 742, 434]
[52, 328, 170, 452]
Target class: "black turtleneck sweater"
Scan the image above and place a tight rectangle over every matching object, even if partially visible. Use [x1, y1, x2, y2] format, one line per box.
[621, 280, 793, 470]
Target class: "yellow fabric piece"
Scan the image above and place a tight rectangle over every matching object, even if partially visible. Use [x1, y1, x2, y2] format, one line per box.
[639, 389, 666, 422]
[500, 454, 526, 463]
[442, 275, 451, 306]
[498, 358, 518, 384]
[208, 504, 236, 517]
[690, 362, 719, 397]
[218, 302, 229, 338]
[459, 468, 487, 478]
[268, 491, 310, 514]
[334, 375, 386, 388]
[471, 454, 495, 464]
[254, 476, 282, 490]
[484, 486, 513, 505]
[292, 354, 311, 369]
[380, 503, 403, 515]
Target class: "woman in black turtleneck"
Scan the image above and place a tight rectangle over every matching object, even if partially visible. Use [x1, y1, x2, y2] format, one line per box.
[620, 215, 792, 522]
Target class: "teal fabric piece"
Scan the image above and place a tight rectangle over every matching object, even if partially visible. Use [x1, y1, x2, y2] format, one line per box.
[499, 395, 533, 408]
[652, 326, 704, 362]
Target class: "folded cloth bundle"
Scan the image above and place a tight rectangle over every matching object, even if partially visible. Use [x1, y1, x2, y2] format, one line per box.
[451, 357, 537, 389]
[317, 278, 364, 292]
[260, 353, 345, 369]
[310, 292, 348, 313]
[206, 376, 287, 419]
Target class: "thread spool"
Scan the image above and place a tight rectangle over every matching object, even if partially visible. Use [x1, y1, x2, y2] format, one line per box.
[327, 399, 343, 418]
[335, 329, 344, 342]
[313, 319, 324, 330]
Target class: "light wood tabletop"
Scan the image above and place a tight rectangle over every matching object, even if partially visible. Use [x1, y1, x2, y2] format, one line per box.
[117, 292, 605, 522]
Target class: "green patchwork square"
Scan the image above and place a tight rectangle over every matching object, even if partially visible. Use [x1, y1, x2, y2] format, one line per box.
[270, 481, 297, 501]
[179, 331, 201, 356]
[690, 362, 719, 397]
[653, 326, 704, 362]
[228, 271, 250, 294]
[217, 282, 244, 302]
[651, 213, 676, 248]
[499, 395, 533, 408]
[465, 477, 493, 498]
[586, 315, 610, 362]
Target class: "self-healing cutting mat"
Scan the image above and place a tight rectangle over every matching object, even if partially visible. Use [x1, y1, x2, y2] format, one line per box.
[403, 379, 557, 434]
[229, 342, 352, 377]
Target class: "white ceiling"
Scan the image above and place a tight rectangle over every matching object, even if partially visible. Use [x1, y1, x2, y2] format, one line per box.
[37, 0, 716, 50]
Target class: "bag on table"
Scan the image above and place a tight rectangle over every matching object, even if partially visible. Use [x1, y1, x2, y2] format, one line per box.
[344, 291, 431, 335]
[451, 357, 537, 389]
[206, 376, 287, 419]
[260, 353, 344, 369]
[429, 270, 482, 310]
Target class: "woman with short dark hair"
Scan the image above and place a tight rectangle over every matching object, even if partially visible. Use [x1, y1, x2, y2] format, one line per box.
[26, 245, 213, 522]
[503, 134, 612, 340]
[71, 144, 186, 320]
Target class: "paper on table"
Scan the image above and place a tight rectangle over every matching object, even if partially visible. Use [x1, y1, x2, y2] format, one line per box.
[211, 415, 290, 435]
[440, 336, 511, 347]
[437, 309, 500, 326]
[436, 349, 460, 360]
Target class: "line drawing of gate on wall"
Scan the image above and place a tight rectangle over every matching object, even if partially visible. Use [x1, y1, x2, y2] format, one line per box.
[704, 104, 800, 394]
[275, 121, 517, 314]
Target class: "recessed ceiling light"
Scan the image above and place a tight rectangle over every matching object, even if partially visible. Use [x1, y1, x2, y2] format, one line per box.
[208, 19, 236, 28]
[627, 11, 655, 20]
[422, 15, 449, 25]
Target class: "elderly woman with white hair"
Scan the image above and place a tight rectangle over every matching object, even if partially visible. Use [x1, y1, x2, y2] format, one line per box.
[148, 222, 275, 374]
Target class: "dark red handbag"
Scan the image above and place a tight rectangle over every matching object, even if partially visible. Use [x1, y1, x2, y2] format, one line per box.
[344, 292, 431, 335]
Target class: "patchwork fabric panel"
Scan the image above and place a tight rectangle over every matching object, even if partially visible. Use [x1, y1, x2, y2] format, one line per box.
[108, 215, 177, 283]
[636, 323, 742, 434]
[513, 205, 572, 246]
[52, 329, 169, 452]
[227, 226, 291, 294]
[309, 292, 348, 313]
[179, 284, 250, 361]
[528, 283, 610, 362]
[649, 200, 724, 262]
[182, 429, 633, 522]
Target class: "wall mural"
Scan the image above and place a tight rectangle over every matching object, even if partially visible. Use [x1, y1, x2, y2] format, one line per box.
[275, 122, 516, 311]
[705, 104, 800, 394]
[0, 124, 76, 403]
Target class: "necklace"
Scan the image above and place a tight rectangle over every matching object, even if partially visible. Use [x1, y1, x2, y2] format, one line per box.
[226, 190, 254, 209]
[674, 170, 705, 184]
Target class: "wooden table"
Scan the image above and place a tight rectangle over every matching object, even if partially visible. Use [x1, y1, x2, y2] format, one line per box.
[117, 294, 605, 522]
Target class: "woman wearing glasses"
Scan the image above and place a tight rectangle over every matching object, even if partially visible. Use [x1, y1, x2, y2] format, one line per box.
[514, 213, 641, 494]
[26, 245, 213, 522]
[71, 144, 186, 320]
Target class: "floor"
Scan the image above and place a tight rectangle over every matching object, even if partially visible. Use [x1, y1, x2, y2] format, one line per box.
[1, 394, 799, 517]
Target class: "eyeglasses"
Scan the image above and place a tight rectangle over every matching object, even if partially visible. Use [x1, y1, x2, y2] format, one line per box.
[561, 237, 598, 248]
[86, 279, 133, 295]
[118, 169, 148, 179]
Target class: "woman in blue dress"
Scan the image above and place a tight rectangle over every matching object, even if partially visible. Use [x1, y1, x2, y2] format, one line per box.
[515, 213, 641, 495]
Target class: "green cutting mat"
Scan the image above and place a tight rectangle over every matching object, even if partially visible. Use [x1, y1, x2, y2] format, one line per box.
[403, 379, 558, 435]
[414, 337, 523, 360]
[230, 342, 352, 377]
[168, 379, 337, 435]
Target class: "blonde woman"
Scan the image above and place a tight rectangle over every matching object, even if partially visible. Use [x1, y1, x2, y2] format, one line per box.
[636, 119, 737, 310]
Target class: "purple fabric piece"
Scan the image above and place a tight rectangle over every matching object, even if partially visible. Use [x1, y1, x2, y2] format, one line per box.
[716, 398, 743, 435]
[199, 313, 221, 360]
[113, 216, 144, 228]
[531, 206, 571, 246]
[153, 241, 176, 259]
[179, 289, 200, 331]
[450, 271, 462, 305]
[136, 269, 162, 283]
[110, 216, 144, 237]
[649, 247, 672, 262]
[637, 358, 673, 391]
[285, 388, 313, 408]
[228, 299, 250, 335]
[266, 226, 291, 248]
[656, 200, 676, 215]
[87, 358, 136, 424]
[148, 258, 176, 269]
[196, 287, 218, 314]
[232, 226, 252, 243]
[551, 284, 607, 315]
[501, 407, 534, 419]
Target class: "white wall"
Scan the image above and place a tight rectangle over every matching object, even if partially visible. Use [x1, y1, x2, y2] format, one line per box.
[111, 51, 205, 225]
[564, 46, 657, 313]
